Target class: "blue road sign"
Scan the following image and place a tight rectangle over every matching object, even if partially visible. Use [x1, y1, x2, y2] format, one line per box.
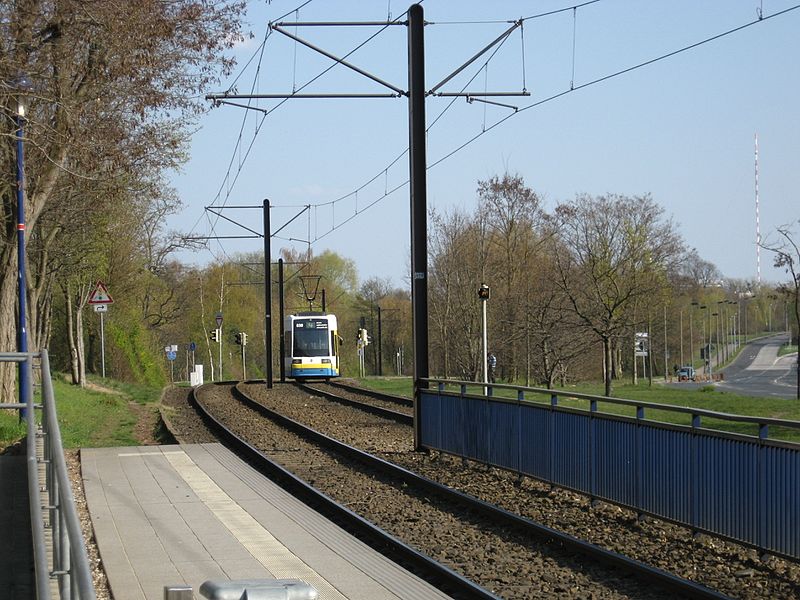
[167, 351, 177, 361]
[189, 342, 196, 352]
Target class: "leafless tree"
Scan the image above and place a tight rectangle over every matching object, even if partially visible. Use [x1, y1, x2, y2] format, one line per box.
[761, 221, 800, 399]
[551, 193, 684, 396]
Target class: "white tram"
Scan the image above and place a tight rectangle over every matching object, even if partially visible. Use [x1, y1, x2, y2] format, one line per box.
[284, 312, 341, 379]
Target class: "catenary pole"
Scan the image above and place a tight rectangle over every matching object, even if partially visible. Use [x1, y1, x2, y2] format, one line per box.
[409, 4, 428, 450]
[264, 199, 273, 388]
[279, 257, 285, 383]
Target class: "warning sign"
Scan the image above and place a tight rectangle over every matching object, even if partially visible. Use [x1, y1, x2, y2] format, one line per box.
[88, 281, 114, 305]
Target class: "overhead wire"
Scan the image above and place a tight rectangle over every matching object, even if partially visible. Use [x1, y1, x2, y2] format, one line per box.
[199, 0, 799, 262]
[429, 2, 800, 170]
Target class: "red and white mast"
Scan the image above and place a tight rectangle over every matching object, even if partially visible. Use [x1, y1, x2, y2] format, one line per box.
[755, 133, 761, 285]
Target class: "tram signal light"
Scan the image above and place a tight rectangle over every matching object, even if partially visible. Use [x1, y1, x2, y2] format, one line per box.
[478, 283, 490, 300]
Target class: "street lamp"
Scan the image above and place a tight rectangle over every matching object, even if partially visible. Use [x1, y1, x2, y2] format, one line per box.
[478, 283, 490, 386]
[14, 74, 33, 416]
[700, 305, 712, 378]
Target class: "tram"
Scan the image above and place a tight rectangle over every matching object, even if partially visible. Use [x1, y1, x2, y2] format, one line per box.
[284, 312, 341, 379]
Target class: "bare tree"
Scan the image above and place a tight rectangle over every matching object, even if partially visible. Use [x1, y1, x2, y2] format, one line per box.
[761, 221, 800, 399]
[552, 194, 684, 396]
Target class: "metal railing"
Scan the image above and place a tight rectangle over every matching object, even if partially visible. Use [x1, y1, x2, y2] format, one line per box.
[0, 351, 96, 599]
[419, 378, 800, 560]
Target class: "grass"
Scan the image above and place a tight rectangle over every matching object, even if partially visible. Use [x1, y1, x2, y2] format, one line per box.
[779, 344, 798, 357]
[1, 374, 163, 452]
[350, 375, 800, 443]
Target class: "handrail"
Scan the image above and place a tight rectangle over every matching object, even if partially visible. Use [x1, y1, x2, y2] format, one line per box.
[5, 350, 96, 600]
[25, 355, 50, 598]
[40, 351, 97, 599]
[420, 377, 800, 433]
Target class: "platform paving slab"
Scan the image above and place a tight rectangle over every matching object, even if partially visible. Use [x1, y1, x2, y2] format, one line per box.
[82, 443, 450, 600]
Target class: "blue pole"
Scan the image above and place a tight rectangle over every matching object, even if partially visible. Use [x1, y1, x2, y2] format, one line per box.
[16, 114, 29, 419]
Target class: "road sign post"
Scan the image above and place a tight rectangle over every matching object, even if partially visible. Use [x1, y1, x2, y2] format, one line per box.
[88, 281, 114, 378]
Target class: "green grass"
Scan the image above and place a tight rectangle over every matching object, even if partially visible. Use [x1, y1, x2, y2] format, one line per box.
[779, 344, 798, 357]
[351, 376, 800, 443]
[52, 378, 140, 448]
[0, 409, 27, 451]
[1, 375, 163, 452]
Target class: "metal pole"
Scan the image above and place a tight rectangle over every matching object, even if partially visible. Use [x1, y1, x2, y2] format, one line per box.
[663, 304, 668, 380]
[100, 311, 106, 378]
[377, 305, 383, 376]
[264, 199, 273, 388]
[409, 4, 428, 450]
[15, 114, 29, 417]
[219, 328, 223, 381]
[242, 339, 247, 380]
[278, 258, 286, 383]
[482, 297, 488, 386]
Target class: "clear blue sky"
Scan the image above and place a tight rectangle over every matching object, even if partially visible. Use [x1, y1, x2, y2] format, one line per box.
[169, 0, 800, 289]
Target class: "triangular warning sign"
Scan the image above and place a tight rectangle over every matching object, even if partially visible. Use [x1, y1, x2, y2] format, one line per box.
[88, 281, 114, 304]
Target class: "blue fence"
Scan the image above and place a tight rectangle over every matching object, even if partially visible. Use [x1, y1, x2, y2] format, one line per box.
[419, 379, 800, 560]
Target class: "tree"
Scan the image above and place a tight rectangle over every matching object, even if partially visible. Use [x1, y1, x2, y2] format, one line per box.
[552, 194, 684, 396]
[762, 221, 800, 399]
[1, 0, 246, 394]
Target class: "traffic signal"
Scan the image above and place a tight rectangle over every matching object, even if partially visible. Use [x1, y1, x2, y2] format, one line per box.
[210, 328, 220, 342]
[360, 328, 369, 345]
[241, 332, 247, 346]
[234, 332, 242, 345]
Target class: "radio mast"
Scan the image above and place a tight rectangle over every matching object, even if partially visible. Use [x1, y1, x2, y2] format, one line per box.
[755, 133, 761, 284]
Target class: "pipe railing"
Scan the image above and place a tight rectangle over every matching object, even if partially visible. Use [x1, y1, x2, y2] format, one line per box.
[421, 377, 800, 441]
[2, 351, 96, 599]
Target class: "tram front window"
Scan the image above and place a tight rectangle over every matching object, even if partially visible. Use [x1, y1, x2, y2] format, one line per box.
[293, 320, 330, 357]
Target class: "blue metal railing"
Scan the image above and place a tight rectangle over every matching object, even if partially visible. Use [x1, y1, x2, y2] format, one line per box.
[0, 351, 96, 599]
[419, 378, 800, 560]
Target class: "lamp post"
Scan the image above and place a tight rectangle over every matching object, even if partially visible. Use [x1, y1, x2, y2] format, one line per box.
[478, 284, 490, 386]
[14, 75, 33, 417]
[700, 305, 711, 377]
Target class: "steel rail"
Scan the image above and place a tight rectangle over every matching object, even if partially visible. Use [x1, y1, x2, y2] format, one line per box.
[190, 382, 498, 600]
[224, 382, 732, 600]
[322, 380, 413, 408]
[297, 382, 411, 424]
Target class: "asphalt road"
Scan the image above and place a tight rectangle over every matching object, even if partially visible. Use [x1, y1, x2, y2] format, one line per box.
[715, 333, 799, 399]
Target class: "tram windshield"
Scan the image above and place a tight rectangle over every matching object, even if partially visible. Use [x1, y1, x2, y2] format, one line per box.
[293, 319, 330, 357]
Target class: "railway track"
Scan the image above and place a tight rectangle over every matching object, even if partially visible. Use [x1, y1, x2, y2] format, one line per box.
[186, 381, 751, 599]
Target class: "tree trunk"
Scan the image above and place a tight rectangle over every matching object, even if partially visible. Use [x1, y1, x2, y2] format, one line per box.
[0, 246, 20, 401]
[76, 303, 86, 386]
[64, 284, 80, 384]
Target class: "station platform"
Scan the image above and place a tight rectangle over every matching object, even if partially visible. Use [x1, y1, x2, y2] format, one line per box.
[82, 443, 450, 600]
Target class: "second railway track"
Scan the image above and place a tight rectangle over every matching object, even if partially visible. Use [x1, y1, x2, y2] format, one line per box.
[180, 381, 800, 599]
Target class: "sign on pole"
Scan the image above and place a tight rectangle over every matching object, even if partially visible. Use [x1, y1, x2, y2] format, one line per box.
[88, 281, 113, 378]
[87, 281, 114, 305]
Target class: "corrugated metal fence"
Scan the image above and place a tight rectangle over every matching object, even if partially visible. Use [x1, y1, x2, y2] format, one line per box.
[419, 379, 800, 561]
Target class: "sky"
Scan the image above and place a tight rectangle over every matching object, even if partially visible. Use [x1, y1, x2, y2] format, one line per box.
[168, 0, 800, 290]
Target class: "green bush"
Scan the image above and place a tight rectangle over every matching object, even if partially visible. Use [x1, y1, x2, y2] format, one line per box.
[106, 320, 165, 386]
